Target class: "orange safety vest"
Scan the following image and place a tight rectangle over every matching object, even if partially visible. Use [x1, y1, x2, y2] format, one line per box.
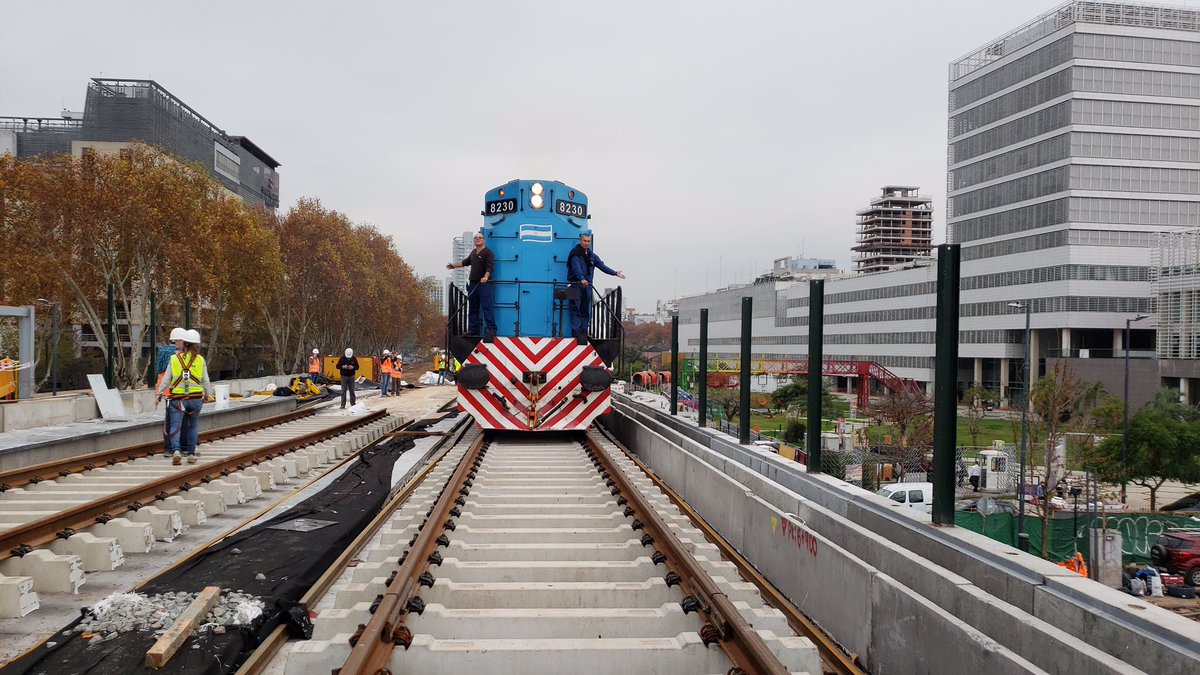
[308, 355, 321, 374]
[380, 356, 393, 376]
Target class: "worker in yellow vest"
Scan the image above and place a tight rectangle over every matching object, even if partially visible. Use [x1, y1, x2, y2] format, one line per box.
[308, 348, 322, 383]
[379, 349, 394, 397]
[155, 328, 210, 465]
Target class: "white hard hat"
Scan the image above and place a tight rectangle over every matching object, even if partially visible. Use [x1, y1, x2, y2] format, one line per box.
[169, 327, 186, 341]
[184, 329, 201, 344]
[313, 348, 319, 354]
[383, 349, 390, 355]
[345, 348, 354, 358]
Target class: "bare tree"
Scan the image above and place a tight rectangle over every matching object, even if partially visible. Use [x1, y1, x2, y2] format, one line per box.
[875, 388, 934, 448]
[964, 385, 998, 447]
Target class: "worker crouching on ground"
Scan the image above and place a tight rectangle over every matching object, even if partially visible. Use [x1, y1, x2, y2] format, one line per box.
[156, 329, 211, 465]
[379, 349, 393, 397]
[338, 348, 359, 409]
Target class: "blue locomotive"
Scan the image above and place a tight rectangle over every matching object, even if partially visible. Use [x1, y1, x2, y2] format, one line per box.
[447, 179, 622, 431]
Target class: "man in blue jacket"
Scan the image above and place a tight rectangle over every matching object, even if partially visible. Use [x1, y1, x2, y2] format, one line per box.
[567, 233, 625, 340]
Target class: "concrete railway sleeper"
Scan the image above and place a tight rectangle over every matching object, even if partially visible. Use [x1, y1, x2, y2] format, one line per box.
[286, 431, 821, 675]
[0, 409, 405, 619]
[0, 407, 318, 494]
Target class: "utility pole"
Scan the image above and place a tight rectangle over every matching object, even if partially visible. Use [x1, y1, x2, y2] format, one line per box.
[932, 244, 960, 526]
[807, 279, 825, 472]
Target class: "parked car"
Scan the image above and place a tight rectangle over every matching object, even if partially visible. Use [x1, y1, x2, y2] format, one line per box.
[1150, 530, 1200, 586]
[876, 482, 933, 514]
[1160, 492, 1200, 513]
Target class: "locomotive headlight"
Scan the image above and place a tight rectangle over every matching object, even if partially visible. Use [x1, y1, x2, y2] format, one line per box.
[530, 194, 544, 209]
[531, 182, 544, 196]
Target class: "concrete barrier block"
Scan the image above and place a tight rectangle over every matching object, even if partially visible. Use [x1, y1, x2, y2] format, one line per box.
[738, 493, 874, 667]
[206, 479, 247, 505]
[182, 487, 225, 516]
[49, 532, 123, 572]
[90, 517, 155, 553]
[870, 573, 1041, 674]
[162, 495, 207, 526]
[1035, 575, 1200, 675]
[0, 549, 84, 594]
[0, 573, 38, 617]
[951, 583, 1141, 675]
[128, 506, 184, 541]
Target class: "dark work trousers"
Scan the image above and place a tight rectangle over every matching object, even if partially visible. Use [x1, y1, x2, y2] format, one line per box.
[569, 288, 592, 337]
[340, 376, 356, 408]
[467, 282, 497, 335]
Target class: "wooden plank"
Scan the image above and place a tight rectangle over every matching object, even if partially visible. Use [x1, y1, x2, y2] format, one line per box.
[146, 586, 221, 668]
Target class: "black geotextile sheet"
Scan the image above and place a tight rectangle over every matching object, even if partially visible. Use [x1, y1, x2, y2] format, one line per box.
[3, 416, 445, 675]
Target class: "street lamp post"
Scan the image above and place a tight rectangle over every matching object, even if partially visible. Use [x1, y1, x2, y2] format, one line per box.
[1121, 313, 1149, 504]
[1008, 301, 1031, 552]
[35, 299, 59, 397]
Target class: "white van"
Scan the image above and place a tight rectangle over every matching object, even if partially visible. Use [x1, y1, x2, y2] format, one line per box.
[875, 482, 934, 514]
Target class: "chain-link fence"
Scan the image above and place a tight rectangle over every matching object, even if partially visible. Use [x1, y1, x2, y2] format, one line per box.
[819, 444, 1019, 499]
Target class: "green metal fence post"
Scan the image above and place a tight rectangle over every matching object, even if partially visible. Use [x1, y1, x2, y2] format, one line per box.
[105, 283, 115, 389]
[807, 279, 825, 473]
[933, 243, 961, 526]
[739, 297, 752, 444]
[698, 308, 708, 428]
[670, 314, 679, 415]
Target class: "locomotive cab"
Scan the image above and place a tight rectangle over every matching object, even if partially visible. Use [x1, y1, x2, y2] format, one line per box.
[447, 179, 622, 431]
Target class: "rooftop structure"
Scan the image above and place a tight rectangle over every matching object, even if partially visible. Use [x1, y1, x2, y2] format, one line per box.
[0, 78, 280, 208]
[852, 186, 933, 274]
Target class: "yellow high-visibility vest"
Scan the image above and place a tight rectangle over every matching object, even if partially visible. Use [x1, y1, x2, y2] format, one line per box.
[168, 353, 206, 397]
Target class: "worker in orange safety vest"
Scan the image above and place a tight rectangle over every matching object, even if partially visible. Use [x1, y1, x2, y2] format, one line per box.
[308, 349, 322, 383]
[379, 349, 394, 397]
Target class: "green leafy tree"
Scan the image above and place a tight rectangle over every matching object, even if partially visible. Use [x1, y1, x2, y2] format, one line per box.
[1080, 389, 1200, 511]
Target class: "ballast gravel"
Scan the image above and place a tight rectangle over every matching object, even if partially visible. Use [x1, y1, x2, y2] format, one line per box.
[73, 591, 265, 639]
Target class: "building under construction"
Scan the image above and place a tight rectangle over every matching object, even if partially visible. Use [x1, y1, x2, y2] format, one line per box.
[852, 186, 933, 273]
[0, 78, 280, 208]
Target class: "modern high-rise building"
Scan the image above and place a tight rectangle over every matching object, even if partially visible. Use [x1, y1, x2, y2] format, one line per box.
[0, 79, 281, 208]
[677, 1, 1200, 410]
[946, 0, 1199, 398]
[449, 231, 474, 292]
[852, 186, 933, 273]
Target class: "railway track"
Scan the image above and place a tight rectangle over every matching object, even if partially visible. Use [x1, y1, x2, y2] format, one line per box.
[270, 428, 830, 675]
[0, 407, 403, 616]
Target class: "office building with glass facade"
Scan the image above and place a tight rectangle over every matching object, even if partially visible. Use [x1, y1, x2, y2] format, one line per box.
[679, 1, 1200, 409]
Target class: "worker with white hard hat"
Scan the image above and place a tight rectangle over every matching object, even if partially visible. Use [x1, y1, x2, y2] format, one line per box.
[379, 349, 394, 397]
[308, 348, 322, 383]
[336, 347, 359, 409]
[156, 328, 211, 465]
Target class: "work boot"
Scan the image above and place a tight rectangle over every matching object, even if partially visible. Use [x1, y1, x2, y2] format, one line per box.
[172, 452, 182, 466]
[187, 455, 198, 464]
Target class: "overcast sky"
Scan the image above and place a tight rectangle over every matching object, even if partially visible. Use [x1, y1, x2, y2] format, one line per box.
[8, 0, 1189, 312]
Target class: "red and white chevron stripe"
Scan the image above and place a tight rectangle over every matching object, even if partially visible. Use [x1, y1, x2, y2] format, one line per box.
[456, 337, 612, 431]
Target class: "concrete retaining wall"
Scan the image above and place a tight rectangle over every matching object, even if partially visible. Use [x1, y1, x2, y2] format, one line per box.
[0, 397, 296, 472]
[0, 374, 304, 434]
[602, 400, 1200, 674]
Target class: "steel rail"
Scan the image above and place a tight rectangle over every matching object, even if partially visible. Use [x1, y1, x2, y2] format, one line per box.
[0, 407, 317, 492]
[582, 432, 788, 675]
[0, 410, 386, 561]
[234, 415, 470, 675]
[596, 426, 867, 675]
[337, 432, 490, 674]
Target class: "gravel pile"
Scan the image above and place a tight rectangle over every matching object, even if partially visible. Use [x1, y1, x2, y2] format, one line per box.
[74, 590, 265, 639]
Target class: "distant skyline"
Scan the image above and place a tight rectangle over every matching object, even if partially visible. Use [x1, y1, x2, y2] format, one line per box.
[7, 0, 1199, 311]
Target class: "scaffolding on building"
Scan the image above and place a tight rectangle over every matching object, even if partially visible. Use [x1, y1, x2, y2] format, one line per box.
[852, 186, 933, 274]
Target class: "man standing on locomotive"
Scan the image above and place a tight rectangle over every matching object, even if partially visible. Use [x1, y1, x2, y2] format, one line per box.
[446, 232, 497, 338]
[567, 233, 625, 341]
